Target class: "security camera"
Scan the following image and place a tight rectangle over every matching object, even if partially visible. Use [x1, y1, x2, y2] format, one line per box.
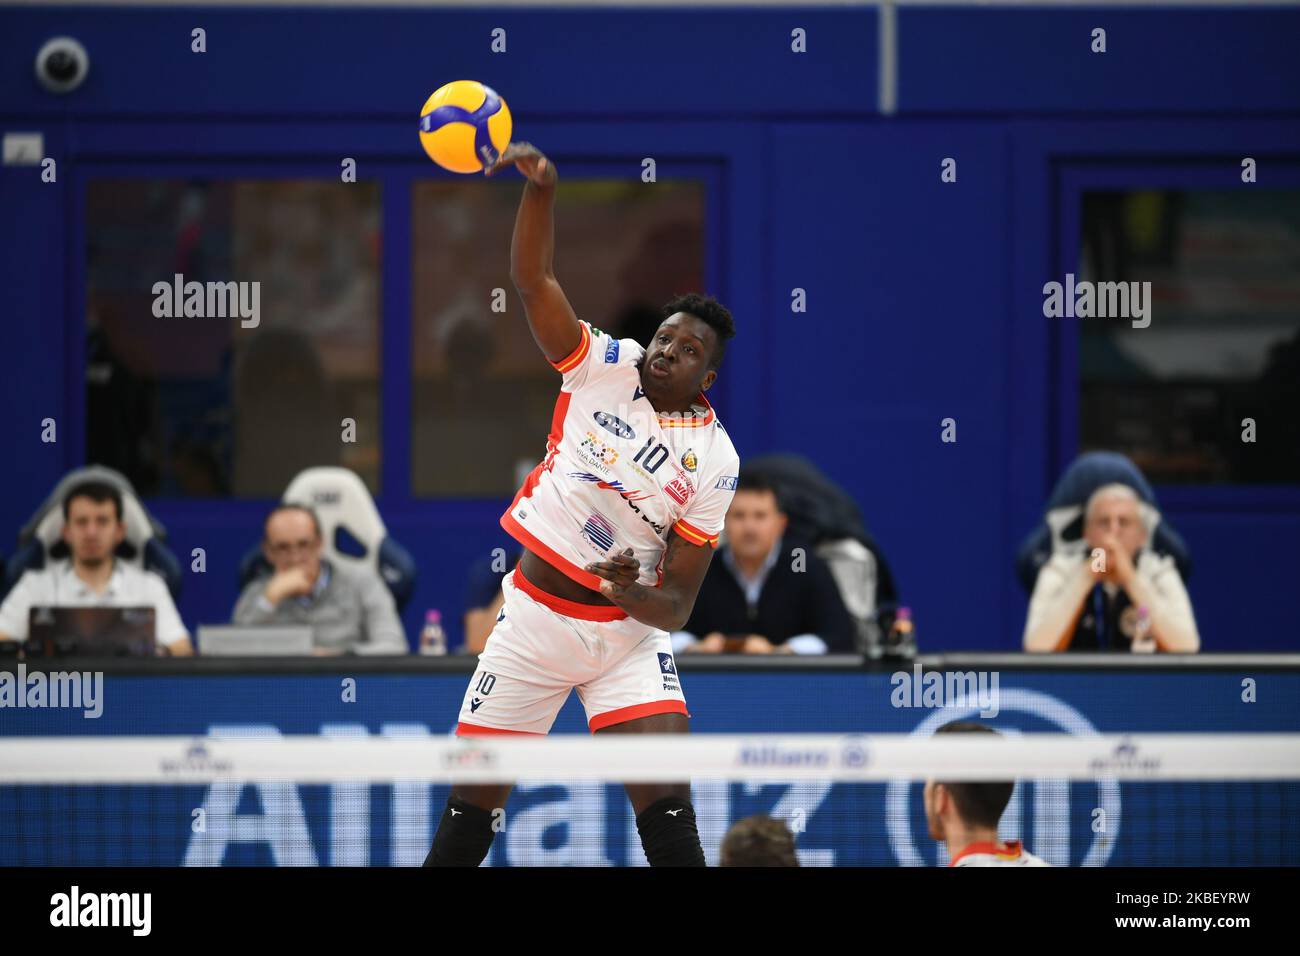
[35, 37, 89, 94]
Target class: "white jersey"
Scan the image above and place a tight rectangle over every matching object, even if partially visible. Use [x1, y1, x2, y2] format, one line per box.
[502, 320, 740, 596]
[949, 841, 1051, 867]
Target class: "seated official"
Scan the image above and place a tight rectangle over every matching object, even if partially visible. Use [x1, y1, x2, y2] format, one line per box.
[462, 547, 521, 654]
[232, 504, 407, 655]
[0, 481, 193, 655]
[1023, 483, 1199, 653]
[674, 473, 856, 655]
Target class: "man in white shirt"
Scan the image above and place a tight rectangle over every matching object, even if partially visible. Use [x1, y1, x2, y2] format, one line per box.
[1023, 483, 1199, 653]
[0, 482, 192, 655]
[924, 721, 1049, 867]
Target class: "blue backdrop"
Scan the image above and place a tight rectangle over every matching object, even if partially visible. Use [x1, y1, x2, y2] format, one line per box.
[3, 666, 1297, 866]
[1, 5, 1299, 653]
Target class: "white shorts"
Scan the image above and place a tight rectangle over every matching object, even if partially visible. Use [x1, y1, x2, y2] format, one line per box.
[455, 566, 689, 735]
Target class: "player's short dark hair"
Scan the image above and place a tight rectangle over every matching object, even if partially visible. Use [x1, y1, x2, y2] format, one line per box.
[735, 471, 783, 509]
[719, 815, 800, 867]
[264, 502, 323, 543]
[62, 481, 124, 523]
[934, 721, 1014, 829]
[661, 292, 736, 370]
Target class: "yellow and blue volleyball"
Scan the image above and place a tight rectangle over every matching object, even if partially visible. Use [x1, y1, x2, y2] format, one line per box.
[418, 80, 512, 174]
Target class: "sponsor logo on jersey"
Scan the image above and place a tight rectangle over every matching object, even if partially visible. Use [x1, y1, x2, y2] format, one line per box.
[680, 449, 697, 472]
[664, 476, 693, 506]
[715, 475, 738, 491]
[579, 431, 619, 471]
[604, 339, 620, 363]
[658, 653, 677, 675]
[632, 385, 645, 402]
[593, 410, 636, 440]
[581, 511, 617, 553]
[567, 472, 654, 501]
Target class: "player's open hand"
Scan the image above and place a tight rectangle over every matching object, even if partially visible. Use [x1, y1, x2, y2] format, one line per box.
[484, 141, 557, 187]
[586, 548, 640, 599]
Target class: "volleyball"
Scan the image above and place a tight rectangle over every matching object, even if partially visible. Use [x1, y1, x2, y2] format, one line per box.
[418, 80, 512, 174]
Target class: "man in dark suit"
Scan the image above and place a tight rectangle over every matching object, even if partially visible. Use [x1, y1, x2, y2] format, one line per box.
[674, 473, 856, 655]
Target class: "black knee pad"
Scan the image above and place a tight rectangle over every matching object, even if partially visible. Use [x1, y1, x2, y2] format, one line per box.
[635, 796, 706, 867]
[423, 796, 497, 867]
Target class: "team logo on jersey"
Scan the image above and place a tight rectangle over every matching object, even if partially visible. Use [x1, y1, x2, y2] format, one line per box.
[581, 511, 617, 553]
[664, 476, 693, 506]
[593, 410, 636, 440]
[680, 449, 697, 472]
[604, 339, 620, 363]
[715, 475, 738, 491]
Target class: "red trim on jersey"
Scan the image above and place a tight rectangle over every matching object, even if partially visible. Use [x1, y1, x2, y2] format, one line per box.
[550, 322, 591, 373]
[947, 840, 1024, 866]
[657, 390, 716, 429]
[500, 511, 622, 601]
[588, 699, 690, 732]
[455, 722, 544, 737]
[500, 388, 623, 594]
[512, 562, 629, 622]
[672, 517, 719, 548]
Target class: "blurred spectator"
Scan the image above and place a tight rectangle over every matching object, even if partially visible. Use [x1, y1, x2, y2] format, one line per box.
[719, 815, 800, 867]
[0, 482, 192, 655]
[675, 473, 856, 655]
[1023, 483, 1199, 653]
[924, 721, 1048, 867]
[232, 504, 406, 655]
[462, 546, 521, 654]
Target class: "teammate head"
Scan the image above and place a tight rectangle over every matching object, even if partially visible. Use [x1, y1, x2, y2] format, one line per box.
[262, 503, 325, 580]
[719, 814, 800, 867]
[923, 721, 1014, 853]
[726, 472, 788, 564]
[639, 292, 735, 406]
[61, 481, 126, 569]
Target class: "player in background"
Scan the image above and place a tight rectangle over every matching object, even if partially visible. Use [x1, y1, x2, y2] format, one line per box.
[424, 142, 739, 867]
[924, 721, 1050, 867]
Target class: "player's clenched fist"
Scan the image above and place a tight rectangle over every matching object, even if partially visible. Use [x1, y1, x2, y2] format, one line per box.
[586, 548, 640, 599]
[484, 141, 557, 187]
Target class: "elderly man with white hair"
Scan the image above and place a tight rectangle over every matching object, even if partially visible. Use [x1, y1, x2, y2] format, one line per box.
[1023, 483, 1199, 653]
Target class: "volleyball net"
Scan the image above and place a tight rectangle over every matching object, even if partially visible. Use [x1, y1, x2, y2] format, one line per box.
[2, 732, 1297, 866]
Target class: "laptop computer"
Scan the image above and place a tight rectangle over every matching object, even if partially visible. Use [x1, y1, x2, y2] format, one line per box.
[26, 606, 156, 658]
[197, 625, 314, 656]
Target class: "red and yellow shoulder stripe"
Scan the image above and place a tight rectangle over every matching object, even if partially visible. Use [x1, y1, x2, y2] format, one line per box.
[673, 517, 719, 549]
[550, 321, 592, 374]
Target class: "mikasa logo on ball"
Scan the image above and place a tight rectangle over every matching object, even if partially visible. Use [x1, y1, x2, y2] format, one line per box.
[418, 80, 512, 175]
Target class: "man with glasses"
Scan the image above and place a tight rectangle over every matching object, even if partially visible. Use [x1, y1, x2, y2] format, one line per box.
[232, 504, 407, 655]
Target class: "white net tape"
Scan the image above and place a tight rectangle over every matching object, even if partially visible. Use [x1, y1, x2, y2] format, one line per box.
[2, 733, 1298, 784]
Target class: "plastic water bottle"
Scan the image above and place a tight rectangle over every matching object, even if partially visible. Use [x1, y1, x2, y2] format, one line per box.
[419, 610, 447, 656]
[884, 607, 917, 658]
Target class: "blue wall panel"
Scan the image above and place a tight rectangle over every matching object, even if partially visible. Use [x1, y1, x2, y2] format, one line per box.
[1, 5, 1297, 652]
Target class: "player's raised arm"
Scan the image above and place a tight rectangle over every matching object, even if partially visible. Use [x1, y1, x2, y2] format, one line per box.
[586, 533, 716, 632]
[485, 142, 581, 364]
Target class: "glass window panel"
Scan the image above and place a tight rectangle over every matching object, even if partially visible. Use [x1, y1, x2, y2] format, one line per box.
[1078, 190, 1300, 484]
[411, 178, 706, 497]
[85, 179, 382, 497]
